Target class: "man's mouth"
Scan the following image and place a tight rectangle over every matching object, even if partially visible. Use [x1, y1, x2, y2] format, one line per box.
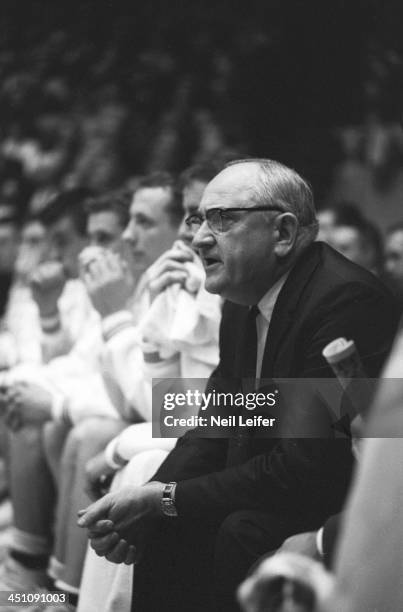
[203, 256, 221, 270]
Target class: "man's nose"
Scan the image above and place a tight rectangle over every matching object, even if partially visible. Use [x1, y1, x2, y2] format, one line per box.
[178, 218, 193, 246]
[47, 244, 61, 262]
[192, 221, 215, 250]
[385, 259, 395, 274]
[122, 221, 137, 245]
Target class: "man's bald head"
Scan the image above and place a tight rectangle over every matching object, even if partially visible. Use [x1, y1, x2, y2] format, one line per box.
[193, 158, 318, 304]
[231, 159, 316, 227]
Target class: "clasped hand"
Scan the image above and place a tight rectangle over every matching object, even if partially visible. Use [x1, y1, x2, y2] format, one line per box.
[77, 481, 165, 564]
[0, 381, 52, 431]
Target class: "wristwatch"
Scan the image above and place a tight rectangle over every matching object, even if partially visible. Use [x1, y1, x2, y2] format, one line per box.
[161, 482, 178, 517]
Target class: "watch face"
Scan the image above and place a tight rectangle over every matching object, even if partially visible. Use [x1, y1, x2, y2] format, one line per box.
[161, 495, 178, 517]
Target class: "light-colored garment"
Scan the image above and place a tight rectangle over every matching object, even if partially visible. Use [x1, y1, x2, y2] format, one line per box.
[256, 273, 289, 378]
[325, 324, 403, 612]
[103, 261, 221, 463]
[0, 279, 95, 368]
[5, 279, 150, 424]
[77, 449, 170, 612]
[77, 262, 222, 611]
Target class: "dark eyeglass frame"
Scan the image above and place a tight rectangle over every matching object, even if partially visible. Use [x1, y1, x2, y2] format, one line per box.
[185, 205, 285, 234]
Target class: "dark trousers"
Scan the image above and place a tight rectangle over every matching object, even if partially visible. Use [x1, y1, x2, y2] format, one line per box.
[132, 511, 303, 612]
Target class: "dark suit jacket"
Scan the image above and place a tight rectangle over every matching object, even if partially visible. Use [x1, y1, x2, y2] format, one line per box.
[153, 242, 399, 531]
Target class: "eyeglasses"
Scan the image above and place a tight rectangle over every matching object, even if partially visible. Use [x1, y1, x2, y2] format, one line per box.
[185, 206, 285, 234]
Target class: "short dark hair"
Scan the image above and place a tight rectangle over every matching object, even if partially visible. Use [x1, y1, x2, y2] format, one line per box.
[38, 188, 94, 236]
[329, 204, 383, 271]
[320, 201, 364, 227]
[136, 172, 182, 226]
[85, 189, 131, 229]
[386, 221, 403, 236]
[0, 203, 19, 226]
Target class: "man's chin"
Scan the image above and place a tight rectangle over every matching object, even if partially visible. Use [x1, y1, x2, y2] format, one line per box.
[204, 275, 224, 295]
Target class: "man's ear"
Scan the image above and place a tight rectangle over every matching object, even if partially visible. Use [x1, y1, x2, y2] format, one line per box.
[273, 213, 299, 257]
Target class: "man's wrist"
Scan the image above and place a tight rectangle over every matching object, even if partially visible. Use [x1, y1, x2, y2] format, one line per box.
[160, 481, 178, 517]
[147, 481, 177, 518]
[102, 310, 135, 342]
[40, 310, 61, 333]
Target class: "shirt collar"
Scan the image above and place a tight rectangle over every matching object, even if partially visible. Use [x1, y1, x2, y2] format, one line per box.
[257, 271, 290, 324]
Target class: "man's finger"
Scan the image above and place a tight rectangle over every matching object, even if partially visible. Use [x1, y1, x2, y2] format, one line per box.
[87, 519, 115, 536]
[90, 531, 120, 556]
[149, 271, 188, 295]
[77, 494, 112, 527]
[148, 260, 188, 282]
[164, 248, 193, 263]
[124, 545, 137, 565]
[105, 539, 130, 564]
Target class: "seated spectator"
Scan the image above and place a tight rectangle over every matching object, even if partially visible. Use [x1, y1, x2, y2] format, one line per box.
[1, 189, 95, 369]
[318, 202, 382, 274]
[14, 216, 48, 284]
[0, 205, 19, 318]
[316, 202, 362, 243]
[383, 222, 403, 306]
[0, 187, 134, 601]
[0, 173, 187, 608]
[0, 216, 47, 370]
[76, 161, 222, 612]
[78, 159, 398, 612]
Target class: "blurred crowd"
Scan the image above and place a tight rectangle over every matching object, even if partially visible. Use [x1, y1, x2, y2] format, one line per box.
[1, 4, 403, 611]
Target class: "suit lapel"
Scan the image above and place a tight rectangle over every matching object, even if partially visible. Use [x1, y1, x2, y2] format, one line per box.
[261, 242, 322, 376]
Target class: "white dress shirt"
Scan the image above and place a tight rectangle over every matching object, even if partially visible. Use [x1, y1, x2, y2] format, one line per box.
[255, 273, 289, 378]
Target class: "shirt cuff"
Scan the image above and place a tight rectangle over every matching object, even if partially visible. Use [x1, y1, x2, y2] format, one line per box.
[102, 311, 135, 342]
[40, 312, 62, 334]
[51, 392, 71, 425]
[141, 339, 180, 364]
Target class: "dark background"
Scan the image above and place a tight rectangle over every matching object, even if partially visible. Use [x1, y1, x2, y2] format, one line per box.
[1, 0, 403, 222]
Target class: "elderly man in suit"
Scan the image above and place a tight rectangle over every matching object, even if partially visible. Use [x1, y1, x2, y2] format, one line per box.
[78, 159, 399, 612]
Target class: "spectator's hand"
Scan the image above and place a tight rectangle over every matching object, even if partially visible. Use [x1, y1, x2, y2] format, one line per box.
[279, 531, 321, 562]
[237, 552, 334, 612]
[29, 261, 66, 317]
[77, 482, 165, 559]
[81, 250, 134, 318]
[3, 381, 52, 431]
[0, 334, 18, 370]
[85, 451, 117, 501]
[145, 241, 194, 302]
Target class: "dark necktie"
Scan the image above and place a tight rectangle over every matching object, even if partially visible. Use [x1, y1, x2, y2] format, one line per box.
[227, 305, 259, 467]
[241, 304, 259, 383]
